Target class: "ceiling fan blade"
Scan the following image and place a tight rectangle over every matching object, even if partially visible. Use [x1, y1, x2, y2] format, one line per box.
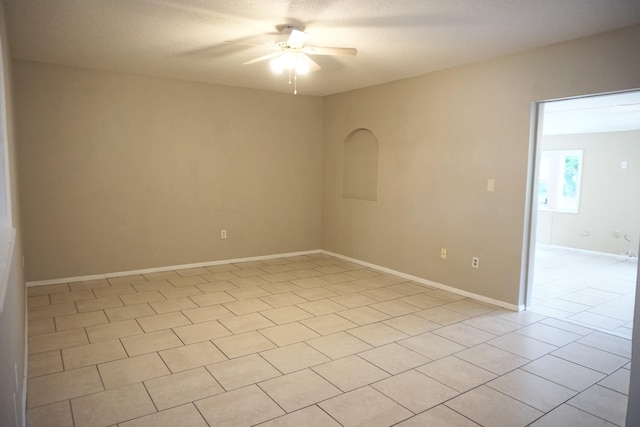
[243, 52, 281, 65]
[302, 46, 358, 56]
[288, 29, 310, 47]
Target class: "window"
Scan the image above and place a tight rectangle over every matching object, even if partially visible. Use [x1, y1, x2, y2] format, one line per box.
[538, 149, 583, 213]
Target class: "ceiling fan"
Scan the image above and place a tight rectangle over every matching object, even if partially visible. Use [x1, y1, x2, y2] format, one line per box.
[238, 25, 358, 94]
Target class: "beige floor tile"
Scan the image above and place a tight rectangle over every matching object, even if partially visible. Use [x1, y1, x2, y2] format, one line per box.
[260, 322, 320, 346]
[530, 404, 618, 427]
[396, 405, 481, 427]
[297, 299, 347, 316]
[27, 400, 73, 427]
[319, 386, 413, 427]
[145, 367, 224, 410]
[27, 366, 103, 408]
[522, 355, 606, 392]
[142, 271, 181, 281]
[200, 272, 238, 282]
[28, 295, 51, 308]
[207, 353, 281, 390]
[399, 294, 447, 310]
[260, 342, 330, 374]
[136, 311, 191, 332]
[568, 385, 628, 426]
[213, 331, 277, 358]
[516, 323, 581, 346]
[219, 312, 276, 334]
[226, 286, 271, 300]
[62, 339, 127, 370]
[292, 277, 331, 288]
[159, 341, 227, 372]
[487, 369, 576, 412]
[99, 352, 170, 389]
[359, 343, 431, 375]
[370, 299, 420, 317]
[28, 350, 63, 378]
[307, 331, 373, 359]
[132, 279, 175, 293]
[68, 279, 110, 291]
[578, 332, 632, 358]
[86, 319, 143, 343]
[175, 267, 211, 277]
[257, 405, 342, 427]
[50, 289, 95, 305]
[189, 291, 236, 307]
[120, 290, 166, 306]
[149, 297, 198, 314]
[373, 369, 459, 412]
[260, 369, 341, 412]
[462, 315, 522, 335]
[337, 306, 391, 325]
[312, 355, 389, 392]
[445, 385, 543, 427]
[28, 283, 70, 297]
[76, 295, 124, 313]
[107, 275, 146, 285]
[487, 332, 558, 360]
[28, 302, 77, 321]
[54, 310, 109, 331]
[231, 267, 264, 278]
[28, 318, 56, 336]
[28, 329, 88, 354]
[196, 280, 238, 293]
[301, 313, 358, 335]
[455, 343, 529, 375]
[442, 300, 497, 317]
[260, 306, 314, 324]
[383, 313, 440, 335]
[386, 282, 432, 295]
[172, 319, 232, 344]
[170, 276, 207, 287]
[261, 272, 298, 283]
[295, 287, 338, 301]
[119, 403, 208, 427]
[259, 282, 303, 295]
[223, 297, 272, 315]
[104, 303, 155, 322]
[70, 382, 156, 427]
[259, 292, 306, 308]
[551, 342, 628, 374]
[159, 285, 202, 299]
[432, 323, 497, 347]
[196, 384, 285, 426]
[93, 283, 136, 298]
[347, 323, 409, 346]
[121, 329, 183, 356]
[398, 332, 465, 360]
[414, 306, 470, 325]
[417, 356, 496, 392]
[230, 276, 270, 288]
[182, 304, 234, 323]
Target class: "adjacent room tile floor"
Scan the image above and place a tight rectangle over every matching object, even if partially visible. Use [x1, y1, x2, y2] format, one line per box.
[26, 253, 633, 426]
[531, 245, 637, 338]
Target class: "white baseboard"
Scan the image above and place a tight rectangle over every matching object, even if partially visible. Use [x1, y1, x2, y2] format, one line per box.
[26, 249, 322, 287]
[26, 248, 522, 311]
[320, 250, 523, 312]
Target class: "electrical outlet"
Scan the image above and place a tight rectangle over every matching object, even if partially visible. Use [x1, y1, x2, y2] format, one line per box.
[220, 229, 227, 239]
[472, 256, 479, 268]
[440, 248, 447, 259]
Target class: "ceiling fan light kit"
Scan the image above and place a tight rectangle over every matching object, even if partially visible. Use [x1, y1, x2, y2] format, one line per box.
[239, 25, 357, 95]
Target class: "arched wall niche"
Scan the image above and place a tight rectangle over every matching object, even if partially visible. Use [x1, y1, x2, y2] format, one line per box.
[342, 128, 379, 201]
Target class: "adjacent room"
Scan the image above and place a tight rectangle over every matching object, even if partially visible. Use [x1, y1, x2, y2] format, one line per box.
[1, 1, 640, 426]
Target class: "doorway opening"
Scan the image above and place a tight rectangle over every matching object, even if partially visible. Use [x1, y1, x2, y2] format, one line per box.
[526, 90, 640, 338]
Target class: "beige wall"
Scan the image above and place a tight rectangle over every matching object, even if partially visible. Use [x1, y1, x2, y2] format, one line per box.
[322, 25, 640, 306]
[537, 130, 640, 255]
[0, 0, 26, 425]
[14, 62, 323, 281]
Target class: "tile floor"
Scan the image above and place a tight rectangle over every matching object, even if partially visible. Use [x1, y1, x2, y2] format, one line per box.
[26, 253, 632, 426]
[531, 245, 637, 338]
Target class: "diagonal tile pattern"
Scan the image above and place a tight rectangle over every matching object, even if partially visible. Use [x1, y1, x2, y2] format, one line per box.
[25, 253, 633, 426]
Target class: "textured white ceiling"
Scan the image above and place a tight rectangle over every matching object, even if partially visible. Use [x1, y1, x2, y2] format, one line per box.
[4, 0, 640, 96]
